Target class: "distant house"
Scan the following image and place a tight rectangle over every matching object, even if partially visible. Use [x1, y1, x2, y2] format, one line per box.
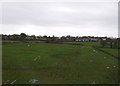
[26, 36, 32, 40]
[102, 38, 106, 41]
[75, 37, 100, 42]
[90, 38, 99, 42]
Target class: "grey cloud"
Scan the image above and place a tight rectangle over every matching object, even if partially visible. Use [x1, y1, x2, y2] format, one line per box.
[1, 2, 118, 37]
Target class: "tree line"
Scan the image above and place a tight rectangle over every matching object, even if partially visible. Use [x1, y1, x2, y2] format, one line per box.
[2, 33, 120, 49]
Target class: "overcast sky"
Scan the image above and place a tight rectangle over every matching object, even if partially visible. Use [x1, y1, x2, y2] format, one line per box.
[0, 2, 118, 37]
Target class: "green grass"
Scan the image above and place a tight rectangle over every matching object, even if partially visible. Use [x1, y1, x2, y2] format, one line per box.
[2, 40, 20, 42]
[65, 41, 118, 56]
[100, 48, 118, 57]
[2, 40, 44, 43]
[2, 42, 119, 84]
[80, 42, 101, 46]
[26, 41, 45, 43]
[64, 42, 101, 46]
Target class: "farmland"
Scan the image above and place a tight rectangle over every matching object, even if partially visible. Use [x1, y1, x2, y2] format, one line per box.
[2, 41, 119, 84]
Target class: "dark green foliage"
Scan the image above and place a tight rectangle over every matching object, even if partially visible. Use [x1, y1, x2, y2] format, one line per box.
[113, 40, 118, 49]
[20, 33, 27, 42]
[110, 41, 113, 48]
[100, 40, 108, 47]
[108, 40, 119, 49]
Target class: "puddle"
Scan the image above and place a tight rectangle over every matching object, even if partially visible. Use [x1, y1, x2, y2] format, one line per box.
[93, 50, 98, 53]
[92, 81, 96, 84]
[29, 79, 38, 84]
[10, 80, 16, 84]
[106, 67, 110, 69]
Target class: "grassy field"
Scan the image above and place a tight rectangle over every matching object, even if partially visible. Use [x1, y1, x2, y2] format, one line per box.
[100, 48, 118, 57]
[64, 42, 101, 46]
[2, 41, 119, 84]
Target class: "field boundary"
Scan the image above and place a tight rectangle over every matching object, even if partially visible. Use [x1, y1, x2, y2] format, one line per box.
[92, 46, 119, 60]
[63, 43, 84, 46]
[2, 42, 20, 44]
